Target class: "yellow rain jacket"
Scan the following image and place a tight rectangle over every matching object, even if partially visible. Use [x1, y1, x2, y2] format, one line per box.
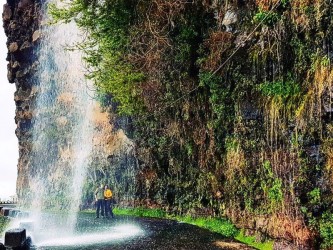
[104, 189, 112, 200]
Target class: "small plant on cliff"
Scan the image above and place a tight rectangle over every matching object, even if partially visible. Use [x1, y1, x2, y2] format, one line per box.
[308, 188, 321, 205]
[258, 80, 300, 99]
[253, 10, 280, 27]
[319, 212, 333, 249]
[261, 161, 284, 210]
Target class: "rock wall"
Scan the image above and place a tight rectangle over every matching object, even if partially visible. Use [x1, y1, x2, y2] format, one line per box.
[4, 1, 333, 249]
[3, 0, 41, 199]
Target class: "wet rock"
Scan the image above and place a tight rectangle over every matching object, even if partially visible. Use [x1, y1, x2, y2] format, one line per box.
[16, 67, 31, 78]
[8, 42, 18, 52]
[32, 30, 40, 42]
[240, 101, 261, 120]
[17, 110, 33, 120]
[12, 61, 20, 69]
[7, 68, 14, 82]
[222, 9, 238, 32]
[15, 88, 31, 102]
[17, 119, 32, 132]
[20, 41, 31, 51]
[4, 228, 26, 248]
[9, 20, 17, 29]
[3, 4, 12, 21]
[18, 0, 32, 10]
[0, 242, 5, 250]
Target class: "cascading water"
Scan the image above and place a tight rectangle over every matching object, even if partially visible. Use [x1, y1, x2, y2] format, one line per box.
[1, 0, 144, 247]
[20, 0, 95, 239]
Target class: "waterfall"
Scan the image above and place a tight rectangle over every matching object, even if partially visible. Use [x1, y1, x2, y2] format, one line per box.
[22, 0, 95, 237]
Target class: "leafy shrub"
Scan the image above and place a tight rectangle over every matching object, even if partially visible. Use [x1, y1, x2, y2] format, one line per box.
[319, 212, 333, 248]
[253, 11, 280, 26]
[308, 188, 321, 205]
[258, 80, 300, 99]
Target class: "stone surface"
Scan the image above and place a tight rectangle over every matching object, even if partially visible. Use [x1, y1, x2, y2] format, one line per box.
[12, 61, 20, 69]
[2, 4, 12, 21]
[222, 9, 238, 32]
[0, 242, 5, 250]
[18, 0, 32, 10]
[4, 228, 26, 248]
[8, 42, 18, 52]
[32, 30, 40, 42]
[20, 41, 31, 50]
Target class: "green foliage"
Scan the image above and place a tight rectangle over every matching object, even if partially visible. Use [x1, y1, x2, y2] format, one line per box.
[268, 178, 283, 203]
[319, 212, 333, 249]
[258, 80, 300, 99]
[49, 0, 145, 115]
[199, 72, 234, 135]
[225, 136, 239, 151]
[280, 0, 290, 8]
[174, 24, 199, 67]
[308, 188, 321, 205]
[260, 161, 283, 208]
[113, 207, 166, 218]
[310, 54, 331, 73]
[253, 10, 280, 27]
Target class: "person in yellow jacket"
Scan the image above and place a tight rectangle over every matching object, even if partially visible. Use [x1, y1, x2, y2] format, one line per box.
[104, 184, 114, 218]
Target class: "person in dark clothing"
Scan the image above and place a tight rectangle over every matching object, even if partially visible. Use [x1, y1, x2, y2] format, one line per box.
[94, 183, 105, 218]
[104, 184, 114, 218]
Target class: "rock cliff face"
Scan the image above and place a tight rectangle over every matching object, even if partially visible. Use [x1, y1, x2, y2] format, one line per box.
[3, 0, 40, 199]
[4, 0, 333, 249]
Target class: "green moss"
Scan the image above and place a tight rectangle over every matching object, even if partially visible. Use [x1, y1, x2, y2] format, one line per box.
[235, 231, 274, 250]
[319, 212, 333, 249]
